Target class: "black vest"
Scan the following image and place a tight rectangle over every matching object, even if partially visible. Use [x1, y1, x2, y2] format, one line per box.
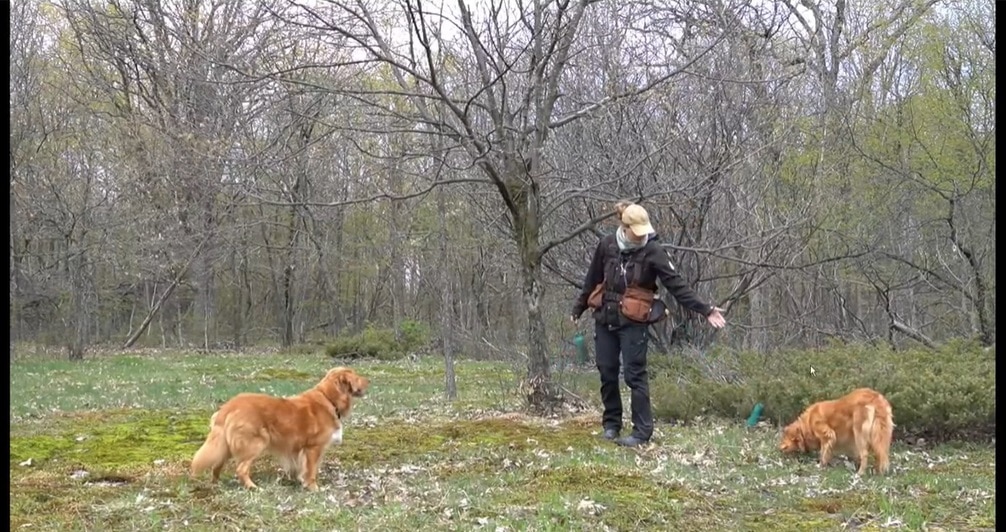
[596, 236, 650, 327]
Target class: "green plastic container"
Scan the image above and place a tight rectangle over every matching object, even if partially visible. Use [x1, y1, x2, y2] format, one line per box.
[746, 403, 764, 428]
[573, 332, 588, 365]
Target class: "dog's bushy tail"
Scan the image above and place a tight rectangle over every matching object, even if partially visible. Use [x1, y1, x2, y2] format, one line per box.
[868, 394, 895, 474]
[190, 411, 230, 479]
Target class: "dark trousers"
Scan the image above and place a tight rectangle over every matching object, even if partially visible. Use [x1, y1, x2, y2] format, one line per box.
[594, 322, 653, 440]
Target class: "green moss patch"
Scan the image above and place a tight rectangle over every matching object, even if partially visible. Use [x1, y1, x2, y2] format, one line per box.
[526, 466, 650, 493]
[496, 465, 695, 527]
[800, 492, 872, 514]
[743, 512, 845, 531]
[337, 417, 597, 467]
[441, 418, 595, 450]
[10, 410, 602, 480]
[10, 409, 210, 475]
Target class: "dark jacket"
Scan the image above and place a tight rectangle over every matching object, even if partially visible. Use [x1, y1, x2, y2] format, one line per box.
[572, 232, 713, 326]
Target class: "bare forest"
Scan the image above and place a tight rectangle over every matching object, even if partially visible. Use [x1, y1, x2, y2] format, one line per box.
[9, 0, 994, 404]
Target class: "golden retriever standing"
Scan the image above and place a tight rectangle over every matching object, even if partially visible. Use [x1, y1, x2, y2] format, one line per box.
[190, 366, 369, 491]
[778, 387, 894, 475]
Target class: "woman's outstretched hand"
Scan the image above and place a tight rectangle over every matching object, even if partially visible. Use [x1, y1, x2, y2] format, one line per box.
[707, 307, 727, 329]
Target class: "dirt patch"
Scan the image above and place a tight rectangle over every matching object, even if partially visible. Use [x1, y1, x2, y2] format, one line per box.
[84, 474, 132, 487]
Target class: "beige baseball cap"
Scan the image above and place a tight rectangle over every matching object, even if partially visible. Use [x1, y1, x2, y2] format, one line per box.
[621, 204, 655, 237]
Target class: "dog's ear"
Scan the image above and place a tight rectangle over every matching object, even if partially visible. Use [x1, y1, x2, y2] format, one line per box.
[779, 422, 803, 453]
[793, 430, 806, 452]
[315, 369, 342, 399]
[340, 370, 368, 395]
[327, 366, 349, 379]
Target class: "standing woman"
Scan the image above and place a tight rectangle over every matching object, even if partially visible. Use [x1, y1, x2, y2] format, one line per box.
[571, 201, 726, 447]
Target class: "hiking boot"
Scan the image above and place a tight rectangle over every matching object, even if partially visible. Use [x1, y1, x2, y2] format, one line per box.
[601, 428, 620, 441]
[614, 435, 648, 448]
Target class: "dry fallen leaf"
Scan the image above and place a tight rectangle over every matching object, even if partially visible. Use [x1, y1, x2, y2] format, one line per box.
[576, 498, 605, 515]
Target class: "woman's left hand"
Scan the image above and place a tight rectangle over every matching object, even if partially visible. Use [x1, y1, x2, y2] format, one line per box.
[707, 307, 727, 329]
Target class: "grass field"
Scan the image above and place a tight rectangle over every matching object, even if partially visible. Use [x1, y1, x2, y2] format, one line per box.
[9, 350, 996, 531]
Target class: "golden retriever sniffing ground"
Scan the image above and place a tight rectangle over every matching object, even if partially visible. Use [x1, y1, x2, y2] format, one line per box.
[779, 387, 894, 476]
[190, 366, 369, 491]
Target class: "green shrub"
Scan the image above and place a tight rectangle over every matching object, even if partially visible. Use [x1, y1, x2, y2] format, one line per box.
[324, 320, 432, 361]
[279, 342, 326, 356]
[651, 339, 995, 442]
[398, 319, 431, 353]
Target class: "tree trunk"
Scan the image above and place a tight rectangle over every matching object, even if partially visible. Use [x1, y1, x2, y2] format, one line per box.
[191, 195, 218, 350]
[748, 287, 768, 352]
[282, 262, 296, 347]
[391, 219, 404, 335]
[9, 179, 17, 363]
[67, 242, 93, 361]
[282, 198, 300, 348]
[229, 247, 245, 349]
[511, 178, 560, 412]
[67, 261, 87, 361]
[123, 236, 210, 349]
[521, 258, 558, 410]
[387, 158, 405, 339]
[443, 319, 457, 400]
[437, 187, 457, 400]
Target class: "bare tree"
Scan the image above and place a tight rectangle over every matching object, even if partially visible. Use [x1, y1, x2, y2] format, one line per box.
[271, 0, 745, 409]
[850, 1, 994, 347]
[9, 0, 46, 359]
[8, 0, 993, 364]
[59, 0, 292, 347]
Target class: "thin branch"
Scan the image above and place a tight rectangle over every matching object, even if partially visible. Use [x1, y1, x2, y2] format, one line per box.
[890, 319, 937, 349]
[666, 243, 872, 272]
[545, 29, 729, 131]
[243, 177, 492, 207]
[537, 209, 618, 258]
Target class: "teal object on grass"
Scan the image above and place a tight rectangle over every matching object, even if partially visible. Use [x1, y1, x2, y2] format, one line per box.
[573, 332, 588, 365]
[746, 403, 765, 427]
